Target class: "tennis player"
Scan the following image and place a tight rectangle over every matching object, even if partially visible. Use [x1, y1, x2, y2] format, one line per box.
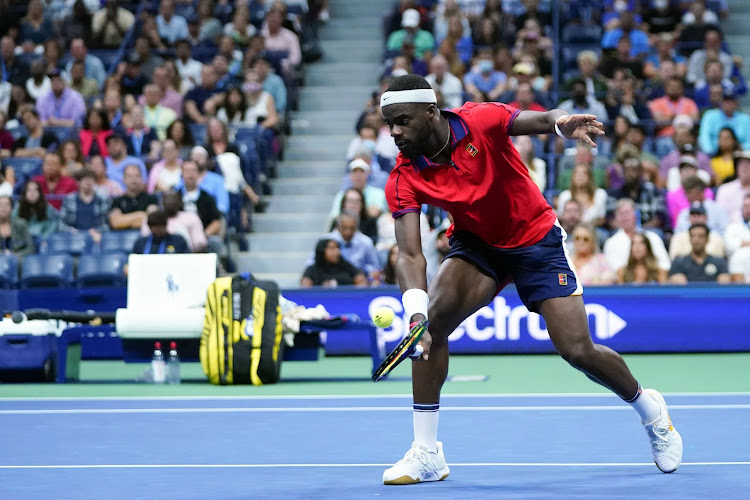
[380, 75, 683, 485]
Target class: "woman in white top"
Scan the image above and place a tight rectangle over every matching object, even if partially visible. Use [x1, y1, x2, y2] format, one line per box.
[513, 135, 546, 192]
[242, 69, 279, 130]
[148, 139, 183, 193]
[556, 164, 608, 226]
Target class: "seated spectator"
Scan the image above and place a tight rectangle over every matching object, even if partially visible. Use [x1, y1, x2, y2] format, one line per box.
[314, 211, 380, 279]
[108, 165, 158, 231]
[0, 37, 29, 87]
[36, 69, 86, 128]
[601, 11, 650, 58]
[513, 135, 546, 192]
[157, 0, 189, 46]
[177, 160, 225, 258]
[42, 40, 64, 77]
[693, 59, 737, 111]
[644, 33, 686, 80]
[60, 0, 93, 45]
[148, 139, 183, 194]
[139, 85, 177, 142]
[120, 54, 148, 98]
[509, 82, 546, 113]
[665, 156, 714, 223]
[608, 126, 660, 189]
[0, 111, 13, 159]
[559, 78, 608, 130]
[13, 107, 61, 158]
[669, 203, 726, 259]
[184, 65, 220, 124]
[648, 77, 699, 139]
[380, 244, 399, 286]
[716, 151, 750, 223]
[59, 168, 109, 244]
[12, 180, 59, 239]
[104, 133, 148, 190]
[699, 92, 750, 156]
[215, 151, 265, 213]
[617, 232, 668, 284]
[604, 199, 671, 272]
[89, 154, 122, 199]
[175, 40, 203, 92]
[557, 144, 609, 191]
[253, 57, 287, 115]
[512, 20, 553, 77]
[0, 196, 33, 257]
[25, 59, 51, 102]
[561, 50, 608, 98]
[558, 164, 607, 226]
[726, 194, 750, 282]
[330, 159, 388, 222]
[20, 0, 54, 45]
[184, 145, 230, 215]
[65, 39, 107, 89]
[92, 0, 135, 48]
[659, 120, 714, 189]
[330, 188, 377, 243]
[603, 76, 651, 127]
[32, 153, 78, 211]
[570, 223, 616, 286]
[425, 55, 463, 109]
[559, 199, 583, 254]
[214, 80, 279, 130]
[710, 127, 741, 184]
[386, 8, 434, 61]
[300, 238, 368, 288]
[123, 106, 160, 159]
[463, 48, 507, 103]
[166, 118, 196, 161]
[399, 37, 429, 77]
[599, 36, 644, 81]
[607, 156, 668, 233]
[425, 226, 451, 285]
[132, 211, 190, 254]
[674, 190, 729, 236]
[60, 140, 85, 177]
[79, 108, 113, 158]
[346, 125, 378, 163]
[261, 8, 302, 77]
[142, 191, 206, 252]
[197, 0, 223, 43]
[668, 224, 731, 283]
[138, 66, 183, 119]
[686, 28, 735, 86]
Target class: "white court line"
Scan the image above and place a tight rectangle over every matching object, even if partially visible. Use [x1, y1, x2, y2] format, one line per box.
[1, 392, 749, 402]
[1, 404, 749, 415]
[0, 462, 748, 469]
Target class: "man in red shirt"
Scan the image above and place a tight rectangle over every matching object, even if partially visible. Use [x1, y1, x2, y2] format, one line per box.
[508, 82, 546, 112]
[32, 153, 78, 210]
[380, 75, 683, 485]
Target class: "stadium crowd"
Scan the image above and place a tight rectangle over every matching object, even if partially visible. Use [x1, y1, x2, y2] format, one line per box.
[301, 0, 750, 288]
[0, 0, 327, 287]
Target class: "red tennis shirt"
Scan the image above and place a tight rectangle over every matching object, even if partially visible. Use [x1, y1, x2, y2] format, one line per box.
[385, 102, 556, 249]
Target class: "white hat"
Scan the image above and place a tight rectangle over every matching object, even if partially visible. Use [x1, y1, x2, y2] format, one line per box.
[401, 9, 420, 28]
[390, 68, 409, 77]
[191, 145, 209, 159]
[672, 114, 695, 130]
[348, 158, 371, 172]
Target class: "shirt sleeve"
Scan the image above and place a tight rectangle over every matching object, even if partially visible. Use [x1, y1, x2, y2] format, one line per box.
[668, 257, 687, 277]
[385, 167, 421, 218]
[471, 102, 522, 138]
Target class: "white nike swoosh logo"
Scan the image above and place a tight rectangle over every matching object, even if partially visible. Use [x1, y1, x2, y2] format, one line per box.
[382, 96, 391, 100]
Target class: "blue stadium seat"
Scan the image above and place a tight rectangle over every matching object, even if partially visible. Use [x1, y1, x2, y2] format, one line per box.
[100, 231, 141, 255]
[0, 254, 19, 289]
[21, 254, 74, 289]
[45, 127, 75, 144]
[4, 157, 43, 187]
[189, 123, 207, 145]
[77, 253, 127, 287]
[89, 49, 121, 72]
[40, 232, 93, 257]
[562, 24, 602, 44]
[6, 125, 27, 141]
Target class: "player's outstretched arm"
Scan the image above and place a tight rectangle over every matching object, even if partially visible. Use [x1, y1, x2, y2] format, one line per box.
[394, 212, 428, 294]
[510, 110, 605, 148]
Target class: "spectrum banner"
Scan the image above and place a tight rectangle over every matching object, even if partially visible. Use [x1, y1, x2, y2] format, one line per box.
[281, 285, 750, 355]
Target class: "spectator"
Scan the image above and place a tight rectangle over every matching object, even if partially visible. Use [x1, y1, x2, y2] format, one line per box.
[331, 188, 378, 243]
[665, 157, 715, 224]
[346, 125, 378, 163]
[138, 66, 183, 119]
[140, 85, 177, 141]
[261, 8, 302, 76]
[659, 120, 713, 189]
[142, 190, 206, 252]
[557, 164, 607, 226]
[184, 65, 220, 124]
[132, 36, 165, 78]
[104, 133, 148, 190]
[603, 75, 651, 126]
[603, 199, 671, 272]
[12, 107, 59, 157]
[330, 159, 388, 221]
[67, 60, 100, 101]
[166, 118, 196, 160]
[32, 152, 78, 211]
[196, 0, 223, 42]
[725, 194, 750, 282]
[108, 164, 158, 231]
[386, 8, 434, 61]
[20, 0, 53, 45]
[224, 6, 255, 47]
[123, 105, 159, 159]
[617, 232, 668, 284]
[615, 124, 660, 188]
[570, 223, 616, 286]
[12, 180, 58, 239]
[425, 54, 463, 109]
[42, 40, 64, 76]
[674, 187, 729, 235]
[607, 156, 668, 232]
[157, 0, 189, 46]
[132, 211, 189, 254]
[561, 50, 608, 98]
[186, 145, 230, 215]
[669, 203, 725, 259]
[318, 211, 380, 278]
[65, 38, 106, 89]
[716, 151, 750, 223]
[148, 139, 183, 193]
[58, 168, 109, 244]
[710, 127, 742, 184]
[644, 33, 686, 80]
[698, 92, 750, 156]
[599, 36, 644, 80]
[648, 77, 699, 139]
[0, 110, 13, 158]
[513, 135, 546, 192]
[215, 151, 264, 213]
[559, 199, 583, 253]
[425, 226, 451, 285]
[602, 11, 650, 57]
[175, 39, 203, 92]
[557, 144, 609, 191]
[25, 59, 51, 102]
[509, 82, 545, 113]
[120, 54, 148, 97]
[92, 0, 135, 48]
[89, 154, 122, 198]
[693, 59, 736, 110]
[686, 28, 735, 85]
[558, 78, 608, 124]
[381, 244, 399, 285]
[178, 160, 224, 257]
[463, 48, 507, 103]
[60, 140, 85, 177]
[101, 89, 123, 129]
[79, 108, 112, 158]
[668, 224, 731, 283]
[433, 1, 470, 43]
[0, 37, 29, 87]
[253, 57, 287, 115]
[0, 196, 33, 257]
[60, 0, 93, 45]
[300, 238, 368, 288]
[35, 69, 86, 128]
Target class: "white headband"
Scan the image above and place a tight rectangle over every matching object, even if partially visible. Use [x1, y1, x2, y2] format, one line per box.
[380, 88, 437, 108]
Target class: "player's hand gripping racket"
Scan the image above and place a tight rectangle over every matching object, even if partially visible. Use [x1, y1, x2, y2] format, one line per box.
[372, 318, 428, 382]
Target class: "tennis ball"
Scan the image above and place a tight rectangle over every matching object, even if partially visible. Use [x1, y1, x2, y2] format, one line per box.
[373, 307, 395, 328]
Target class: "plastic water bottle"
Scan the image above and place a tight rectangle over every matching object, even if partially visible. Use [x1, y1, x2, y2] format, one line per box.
[166, 342, 181, 384]
[151, 342, 166, 384]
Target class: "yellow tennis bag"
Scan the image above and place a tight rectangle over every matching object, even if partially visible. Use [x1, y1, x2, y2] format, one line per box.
[200, 274, 284, 385]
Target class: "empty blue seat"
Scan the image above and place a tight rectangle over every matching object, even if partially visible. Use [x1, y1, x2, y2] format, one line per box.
[0, 254, 19, 289]
[40, 232, 93, 257]
[100, 231, 141, 255]
[77, 253, 127, 287]
[562, 24, 602, 44]
[4, 157, 43, 186]
[21, 254, 74, 289]
[45, 126, 74, 144]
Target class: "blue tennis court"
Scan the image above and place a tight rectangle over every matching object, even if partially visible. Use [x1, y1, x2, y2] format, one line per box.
[1, 393, 749, 499]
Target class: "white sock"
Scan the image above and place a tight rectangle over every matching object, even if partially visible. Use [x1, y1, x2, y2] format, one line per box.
[413, 403, 439, 452]
[626, 385, 661, 423]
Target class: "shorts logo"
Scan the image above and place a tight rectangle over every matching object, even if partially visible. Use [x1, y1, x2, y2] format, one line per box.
[465, 143, 478, 157]
[558, 274, 568, 286]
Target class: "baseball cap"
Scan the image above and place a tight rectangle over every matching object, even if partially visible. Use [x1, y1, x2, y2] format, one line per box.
[734, 150, 750, 161]
[390, 68, 409, 77]
[672, 114, 695, 130]
[689, 202, 706, 215]
[723, 89, 737, 100]
[348, 158, 371, 173]
[401, 9, 420, 28]
[678, 155, 698, 169]
[513, 62, 534, 75]
[47, 68, 63, 79]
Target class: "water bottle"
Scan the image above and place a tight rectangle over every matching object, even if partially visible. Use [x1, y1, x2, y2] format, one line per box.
[166, 341, 181, 384]
[151, 342, 166, 384]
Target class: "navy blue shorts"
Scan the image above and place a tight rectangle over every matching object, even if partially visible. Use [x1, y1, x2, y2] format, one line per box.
[445, 223, 582, 313]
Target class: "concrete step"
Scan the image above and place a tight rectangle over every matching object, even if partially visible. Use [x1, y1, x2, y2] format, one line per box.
[277, 161, 345, 178]
[320, 40, 384, 63]
[291, 117, 356, 135]
[283, 148, 345, 161]
[252, 213, 329, 233]
[305, 63, 379, 86]
[272, 177, 342, 195]
[265, 195, 335, 213]
[236, 251, 310, 273]
[248, 232, 323, 252]
[298, 91, 373, 111]
[285, 133, 352, 149]
[246, 272, 301, 289]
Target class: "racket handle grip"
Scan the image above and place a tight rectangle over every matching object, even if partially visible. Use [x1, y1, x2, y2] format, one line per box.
[409, 344, 424, 359]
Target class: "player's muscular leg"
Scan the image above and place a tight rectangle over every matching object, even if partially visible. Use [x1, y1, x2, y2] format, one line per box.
[413, 258, 497, 404]
[539, 295, 639, 399]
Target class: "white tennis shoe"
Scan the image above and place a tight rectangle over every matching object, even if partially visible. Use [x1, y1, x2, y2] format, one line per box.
[643, 389, 683, 473]
[383, 441, 450, 485]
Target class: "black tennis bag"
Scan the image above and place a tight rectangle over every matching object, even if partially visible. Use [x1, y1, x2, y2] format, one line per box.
[200, 274, 284, 385]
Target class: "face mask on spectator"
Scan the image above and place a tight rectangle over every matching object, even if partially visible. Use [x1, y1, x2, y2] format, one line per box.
[360, 139, 376, 154]
[479, 60, 493, 73]
[653, 0, 668, 9]
[614, 0, 627, 13]
[243, 82, 262, 93]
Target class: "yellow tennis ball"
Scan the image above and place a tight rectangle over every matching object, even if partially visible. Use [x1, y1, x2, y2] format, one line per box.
[373, 307, 395, 328]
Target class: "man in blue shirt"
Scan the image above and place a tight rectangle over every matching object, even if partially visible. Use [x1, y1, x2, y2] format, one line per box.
[65, 39, 107, 88]
[59, 168, 110, 244]
[320, 211, 380, 277]
[132, 211, 189, 254]
[601, 11, 650, 58]
[156, 0, 189, 46]
[104, 133, 148, 190]
[172, 146, 230, 215]
[698, 92, 750, 155]
[254, 58, 287, 114]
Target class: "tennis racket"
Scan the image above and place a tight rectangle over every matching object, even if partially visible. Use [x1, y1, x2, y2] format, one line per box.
[371, 318, 428, 382]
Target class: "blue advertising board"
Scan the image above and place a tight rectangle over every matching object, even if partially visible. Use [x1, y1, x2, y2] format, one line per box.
[282, 285, 750, 355]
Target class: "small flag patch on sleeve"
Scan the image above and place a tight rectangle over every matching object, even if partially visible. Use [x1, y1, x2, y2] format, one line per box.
[465, 143, 478, 157]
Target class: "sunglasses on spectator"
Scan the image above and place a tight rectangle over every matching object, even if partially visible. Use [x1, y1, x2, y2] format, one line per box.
[574, 235, 591, 242]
